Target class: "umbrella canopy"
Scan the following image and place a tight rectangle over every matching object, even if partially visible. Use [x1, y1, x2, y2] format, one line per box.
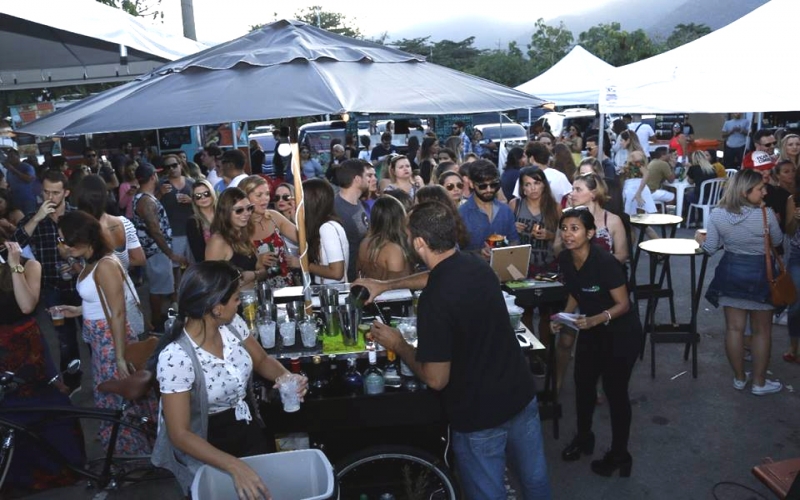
[0, 0, 207, 90]
[515, 46, 614, 106]
[20, 19, 544, 137]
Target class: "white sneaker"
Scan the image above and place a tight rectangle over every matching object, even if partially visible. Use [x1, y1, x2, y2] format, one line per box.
[774, 311, 789, 326]
[733, 372, 751, 390]
[751, 379, 782, 396]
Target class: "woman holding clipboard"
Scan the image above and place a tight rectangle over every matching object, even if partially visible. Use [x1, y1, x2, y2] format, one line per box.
[551, 207, 641, 478]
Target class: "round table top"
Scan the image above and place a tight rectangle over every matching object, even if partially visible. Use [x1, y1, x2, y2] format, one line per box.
[629, 213, 683, 226]
[639, 238, 702, 256]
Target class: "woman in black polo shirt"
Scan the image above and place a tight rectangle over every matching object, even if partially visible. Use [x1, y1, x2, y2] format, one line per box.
[553, 207, 641, 477]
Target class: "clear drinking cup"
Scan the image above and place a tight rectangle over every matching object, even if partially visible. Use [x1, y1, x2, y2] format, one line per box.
[299, 319, 317, 348]
[279, 320, 296, 347]
[257, 317, 276, 349]
[276, 374, 301, 412]
[50, 307, 65, 327]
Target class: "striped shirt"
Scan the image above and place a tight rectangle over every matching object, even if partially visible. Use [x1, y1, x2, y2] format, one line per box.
[702, 206, 783, 256]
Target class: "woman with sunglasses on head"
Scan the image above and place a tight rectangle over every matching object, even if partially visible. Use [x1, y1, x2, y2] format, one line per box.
[380, 155, 423, 198]
[240, 175, 299, 289]
[152, 260, 306, 498]
[414, 186, 471, 250]
[186, 179, 217, 263]
[357, 196, 414, 280]
[53, 211, 157, 455]
[437, 170, 465, 206]
[552, 207, 640, 477]
[274, 183, 297, 223]
[699, 169, 783, 395]
[291, 179, 349, 285]
[205, 188, 265, 290]
[669, 122, 689, 161]
[620, 150, 658, 217]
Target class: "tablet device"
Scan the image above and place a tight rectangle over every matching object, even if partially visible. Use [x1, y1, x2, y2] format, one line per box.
[490, 244, 531, 283]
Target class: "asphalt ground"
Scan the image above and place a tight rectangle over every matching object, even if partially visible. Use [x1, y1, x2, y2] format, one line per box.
[19, 226, 800, 499]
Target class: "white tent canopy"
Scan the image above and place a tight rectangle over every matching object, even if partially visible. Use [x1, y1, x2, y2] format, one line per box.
[0, 0, 207, 90]
[601, 0, 793, 113]
[515, 45, 615, 105]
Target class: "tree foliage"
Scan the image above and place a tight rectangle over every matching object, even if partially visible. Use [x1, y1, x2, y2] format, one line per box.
[664, 23, 712, 50]
[470, 42, 535, 88]
[527, 18, 574, 75]
[95, 0, 162, 20]
[293, 5, 361, 38]
[577, 22, 659, 66]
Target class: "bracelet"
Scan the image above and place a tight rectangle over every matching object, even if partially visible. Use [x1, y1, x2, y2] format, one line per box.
[603, 310, 612, 326]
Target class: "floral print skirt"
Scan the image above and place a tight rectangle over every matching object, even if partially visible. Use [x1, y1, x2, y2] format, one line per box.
[83, 318, 157, 455]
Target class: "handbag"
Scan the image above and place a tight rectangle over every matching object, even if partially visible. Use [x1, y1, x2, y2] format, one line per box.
[762, 207, 797, 306]
[93, 255, 146, 365]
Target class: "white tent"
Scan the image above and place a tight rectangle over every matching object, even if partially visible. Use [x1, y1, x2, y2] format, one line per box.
[516, 45, 615, 105]
[0, 0, 207, 90]
[600, 0, 793, 113]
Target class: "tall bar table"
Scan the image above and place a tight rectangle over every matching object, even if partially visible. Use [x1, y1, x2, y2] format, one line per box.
[638, 238, 709, 378]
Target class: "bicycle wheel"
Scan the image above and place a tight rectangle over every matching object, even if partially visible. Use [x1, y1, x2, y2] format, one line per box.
[0, 429, 14, 490]
[336, 445, 458, 500]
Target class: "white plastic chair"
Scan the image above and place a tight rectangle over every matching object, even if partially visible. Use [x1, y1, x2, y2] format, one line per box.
[725, 169, 737, 179]
[686, 178, 726, 229]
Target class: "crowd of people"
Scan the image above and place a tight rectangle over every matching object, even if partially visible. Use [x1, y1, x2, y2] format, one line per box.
[1, 112, 798, 498]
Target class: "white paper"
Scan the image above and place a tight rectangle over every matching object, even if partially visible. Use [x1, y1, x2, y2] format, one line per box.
[550, 312, 582, 331]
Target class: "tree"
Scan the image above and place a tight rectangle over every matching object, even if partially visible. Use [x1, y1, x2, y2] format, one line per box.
[578, 22, 659, 66]
[95, 0, 162, 20]
[527, 18, 574, 76]
[665, 23, 712, 50]
[293, 6, 361, 38]
[391, 37, 433, 58]
[470, 42, 535, 88]
[430, 38, 482, 72]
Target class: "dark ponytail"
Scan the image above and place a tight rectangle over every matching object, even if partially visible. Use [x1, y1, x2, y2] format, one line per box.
[148, 261, 242, 370]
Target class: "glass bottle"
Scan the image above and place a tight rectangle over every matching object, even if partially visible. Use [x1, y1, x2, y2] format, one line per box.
[343, 357, 363, 396]
[363, 340, 385, 395]
[383, 351, 402, 390]
[289, 356, 306, 379]
[400, 359, 419, 392]
[308, 355, 329, 398]
[324, 357, 344, 398]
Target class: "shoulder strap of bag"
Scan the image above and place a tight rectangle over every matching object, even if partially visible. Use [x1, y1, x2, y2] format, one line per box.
[762, 207, 785, 282]
[93, 256, 118, 326]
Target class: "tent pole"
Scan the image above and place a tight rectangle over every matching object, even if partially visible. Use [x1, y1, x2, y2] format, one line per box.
[290, 141, 311, 314]
[597, 113, 606, 162]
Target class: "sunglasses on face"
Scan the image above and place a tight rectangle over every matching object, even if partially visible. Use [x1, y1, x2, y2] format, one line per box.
[164, 163, 180, 169]
[762, 142, 777, 148]
[85, 154, 97, 158]
[277, 194, 294, 202]
[475, 181, 501, 191]
[233, 204, 256, 215]
[444, 182, 464, 191]
[193, 191, 212, 200]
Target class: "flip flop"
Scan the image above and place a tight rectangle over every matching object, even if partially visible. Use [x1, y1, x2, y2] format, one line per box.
[782, 352, 799, 364]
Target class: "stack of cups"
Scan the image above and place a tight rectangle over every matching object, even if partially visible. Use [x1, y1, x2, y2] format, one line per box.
[320, 285, 340, 337]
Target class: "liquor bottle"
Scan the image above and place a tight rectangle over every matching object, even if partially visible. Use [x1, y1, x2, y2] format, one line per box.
[383, 351, 402, 390]
[362, 340, 385, 395]
[289, 356, 306, 378]
[343, 357, 363, 396]
[324, 357, 344, 398]
[308, 355, 329, 398]
[400, 359, 419, 392]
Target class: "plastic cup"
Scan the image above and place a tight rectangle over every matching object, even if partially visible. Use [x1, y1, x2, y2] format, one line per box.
[50, 308, 65, 327]
[257, 318, 276, 349]
[277, 374, 300, 412]
[280, 320, 296, 347]
[299, 319, 317, 348]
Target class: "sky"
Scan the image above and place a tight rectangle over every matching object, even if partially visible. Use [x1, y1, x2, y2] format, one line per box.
[155, 0, 614, 46]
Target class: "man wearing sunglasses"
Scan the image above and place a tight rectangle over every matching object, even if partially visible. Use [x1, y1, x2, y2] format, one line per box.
[133, 164, 186, 331]
[458, 159, 519, 257]
[83, 147, 119, 193]
[743, 129, 778, 169]
[158, 154, 194, 291]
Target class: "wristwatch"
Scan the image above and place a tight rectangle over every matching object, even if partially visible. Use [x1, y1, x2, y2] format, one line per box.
[10, 264, 24, 274]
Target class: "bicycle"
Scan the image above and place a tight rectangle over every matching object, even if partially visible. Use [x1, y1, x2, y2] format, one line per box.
[0, 364, 171, 493]
[335, 444, 459, 500]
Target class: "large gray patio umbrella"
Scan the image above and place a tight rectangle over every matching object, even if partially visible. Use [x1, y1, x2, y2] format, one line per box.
[20, 19, 544, 136]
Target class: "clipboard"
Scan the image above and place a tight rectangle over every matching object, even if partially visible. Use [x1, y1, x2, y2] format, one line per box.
[490, 244, 531, 283]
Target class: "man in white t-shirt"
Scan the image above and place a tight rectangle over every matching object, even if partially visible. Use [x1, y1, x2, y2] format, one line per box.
[628, 114, 655, 159]
[513, 141, 571, 204]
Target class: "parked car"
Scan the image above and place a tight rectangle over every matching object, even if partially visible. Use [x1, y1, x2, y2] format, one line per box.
[473, 123, 528, 146]
[535, 108, 598, 140]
